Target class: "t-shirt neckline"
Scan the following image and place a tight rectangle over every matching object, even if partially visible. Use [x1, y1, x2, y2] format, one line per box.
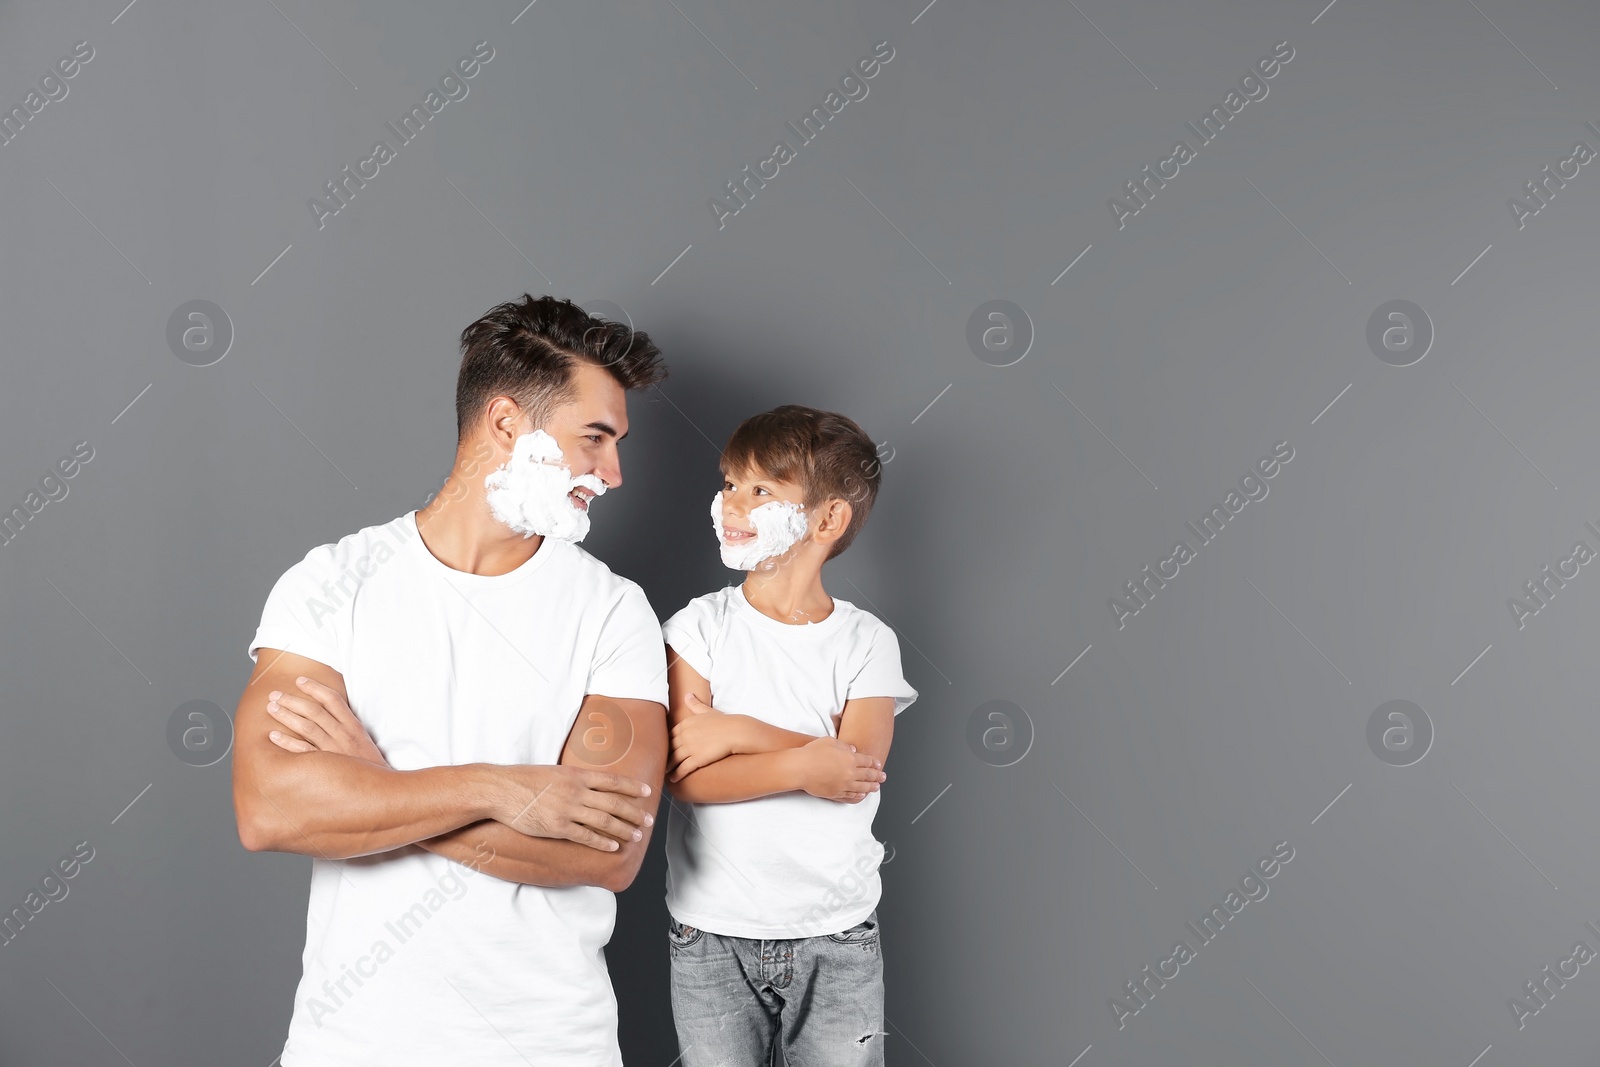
[732, 582, 848, 636]
[402, 509, 563, 589]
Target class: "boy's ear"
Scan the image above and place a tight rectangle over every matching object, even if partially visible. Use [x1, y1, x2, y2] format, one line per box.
[812, 497, 852, 545]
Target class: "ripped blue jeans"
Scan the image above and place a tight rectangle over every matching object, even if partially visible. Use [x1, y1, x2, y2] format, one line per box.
[667, 911, 885, 1067]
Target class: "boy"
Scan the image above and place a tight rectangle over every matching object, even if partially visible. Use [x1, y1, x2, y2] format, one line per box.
[661, 404, 918, 1067]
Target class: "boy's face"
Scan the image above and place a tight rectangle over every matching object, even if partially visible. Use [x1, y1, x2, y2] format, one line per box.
[717, 464, 806, 545]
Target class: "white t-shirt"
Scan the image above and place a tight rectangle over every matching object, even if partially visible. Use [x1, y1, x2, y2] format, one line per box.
[247, 510, 667, 1067]
[661, 584, 917, 939]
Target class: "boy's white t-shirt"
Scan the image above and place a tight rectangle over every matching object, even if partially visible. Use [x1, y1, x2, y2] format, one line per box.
[247, 510, 667, 1067]
[661, 584, 917, 939]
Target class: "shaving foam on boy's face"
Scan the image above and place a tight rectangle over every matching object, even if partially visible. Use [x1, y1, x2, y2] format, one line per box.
[711, 490, 809, 570]
[484, 429, 607, 542]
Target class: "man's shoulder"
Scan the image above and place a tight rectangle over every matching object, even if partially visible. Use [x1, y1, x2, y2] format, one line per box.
[565, 543, 658, 606]
[278, 513, 416, 581]
[665, 585, 737, 629]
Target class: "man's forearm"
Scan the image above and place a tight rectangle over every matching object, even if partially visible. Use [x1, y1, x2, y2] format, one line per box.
[670, 750, 808, 804]
[245, 752, 496, 859]
[418, 820, 636, 890]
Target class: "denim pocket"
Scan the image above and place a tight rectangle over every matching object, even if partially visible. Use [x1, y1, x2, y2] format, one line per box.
[667, 916, 703, 948]
[825, 911, 879, 945]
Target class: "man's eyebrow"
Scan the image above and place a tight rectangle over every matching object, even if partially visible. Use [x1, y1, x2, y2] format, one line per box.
[585, 421, 628, 441]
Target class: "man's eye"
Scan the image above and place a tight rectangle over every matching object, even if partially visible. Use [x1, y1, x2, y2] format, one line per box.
[586, 435, 603, 443]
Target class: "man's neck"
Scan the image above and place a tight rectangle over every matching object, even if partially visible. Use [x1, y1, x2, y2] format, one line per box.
[415, 491, 546, 577]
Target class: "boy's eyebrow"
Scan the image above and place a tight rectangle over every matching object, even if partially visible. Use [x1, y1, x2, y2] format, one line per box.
[585, 420, 628, 442]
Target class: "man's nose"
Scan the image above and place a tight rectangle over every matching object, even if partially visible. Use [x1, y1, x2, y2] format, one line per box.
[598, 452, 622, 490]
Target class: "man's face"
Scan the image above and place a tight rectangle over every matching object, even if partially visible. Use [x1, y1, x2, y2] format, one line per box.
[527, 361, 631, 514]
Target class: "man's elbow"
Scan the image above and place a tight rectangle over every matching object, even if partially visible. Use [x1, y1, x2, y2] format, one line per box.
[600, 843, 650, 893]
[233, 789, 288, 853]
[235, 804, 278, 853]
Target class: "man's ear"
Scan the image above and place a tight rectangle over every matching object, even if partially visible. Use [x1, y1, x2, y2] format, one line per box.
[484, 395, 529, 451]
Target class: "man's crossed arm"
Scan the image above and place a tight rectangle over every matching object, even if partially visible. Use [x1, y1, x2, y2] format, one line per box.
[232, 648, 667, 892]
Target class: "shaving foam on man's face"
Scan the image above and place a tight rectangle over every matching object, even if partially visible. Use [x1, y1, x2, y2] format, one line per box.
[484, 429, 607, 542]
[711, 490, 809, 570]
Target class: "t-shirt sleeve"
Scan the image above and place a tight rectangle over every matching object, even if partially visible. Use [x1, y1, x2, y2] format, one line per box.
[587, 583, 669, 706]
[247, 545, 349, 674]
[847, 621, 918, 716]
[661, 599, 713, 680]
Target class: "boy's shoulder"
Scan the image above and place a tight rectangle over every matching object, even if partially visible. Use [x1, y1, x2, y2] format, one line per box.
[833, 598, 887, 631]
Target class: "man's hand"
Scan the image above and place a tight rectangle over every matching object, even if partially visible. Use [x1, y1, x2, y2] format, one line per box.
[668, 692, 764, 781]
[265, 675, 389, 767]
[484, 764, 655, 853]
[798, 737, 885, 803]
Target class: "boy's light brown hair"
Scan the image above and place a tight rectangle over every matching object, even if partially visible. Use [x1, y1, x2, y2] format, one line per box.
[720, 405, 884, 560]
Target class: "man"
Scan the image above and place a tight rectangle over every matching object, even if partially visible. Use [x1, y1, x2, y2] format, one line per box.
[233, 295, 670, 1066]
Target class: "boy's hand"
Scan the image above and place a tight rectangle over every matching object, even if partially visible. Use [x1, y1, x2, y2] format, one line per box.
[264, 676, 390, 768]
[798, 737, 885, 803]
[669, 692, 759, 781]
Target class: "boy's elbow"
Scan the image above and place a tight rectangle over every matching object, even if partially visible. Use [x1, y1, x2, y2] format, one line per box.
[665, 773, 708, 804]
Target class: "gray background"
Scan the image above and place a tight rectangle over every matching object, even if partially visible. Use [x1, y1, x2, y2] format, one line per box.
[0, 0, 1596, 1063]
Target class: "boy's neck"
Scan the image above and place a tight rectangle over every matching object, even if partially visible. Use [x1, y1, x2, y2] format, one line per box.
[741, 558, 834, 626]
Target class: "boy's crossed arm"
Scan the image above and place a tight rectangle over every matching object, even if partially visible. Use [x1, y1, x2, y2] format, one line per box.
[233, 649, 663, 892]
[663, 645, 891, 805]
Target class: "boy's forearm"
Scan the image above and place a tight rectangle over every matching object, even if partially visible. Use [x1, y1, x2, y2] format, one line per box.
[734, 717, 823, 754]
[418, 820, 637, 890]
[669, 749, 810, 803]
[245, 753, 498, 859]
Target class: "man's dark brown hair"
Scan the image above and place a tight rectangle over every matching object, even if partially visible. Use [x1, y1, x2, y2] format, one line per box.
[455, 295, 667, 439]
[720, 405, 884, 560]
